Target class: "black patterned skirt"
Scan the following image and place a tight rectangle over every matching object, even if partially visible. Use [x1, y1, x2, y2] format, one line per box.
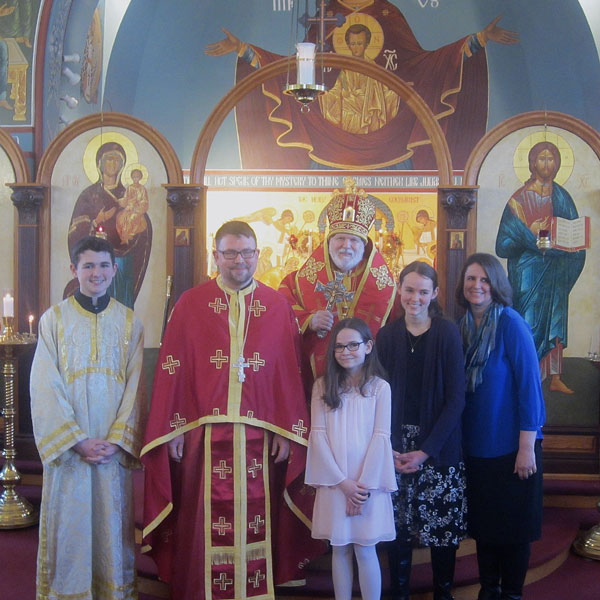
[392, 424, 467, 547]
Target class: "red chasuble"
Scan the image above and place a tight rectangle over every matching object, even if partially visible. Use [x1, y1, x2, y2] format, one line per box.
[279, 240, 396, 381]
[142, 277, 324, 600]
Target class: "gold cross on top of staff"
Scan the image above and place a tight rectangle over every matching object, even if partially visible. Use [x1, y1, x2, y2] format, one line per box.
[315, 271, 355, 310]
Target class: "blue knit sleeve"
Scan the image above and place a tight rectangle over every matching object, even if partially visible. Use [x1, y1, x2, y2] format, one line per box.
[502, 308, 546, 432]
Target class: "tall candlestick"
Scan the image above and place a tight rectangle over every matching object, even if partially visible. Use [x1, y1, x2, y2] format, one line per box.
[0, 341, 39, 528]
[28, 315, 34, 336]
[3, 294, 13, 318]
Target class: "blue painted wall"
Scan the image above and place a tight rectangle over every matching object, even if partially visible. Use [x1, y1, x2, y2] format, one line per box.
[48, 0, 600, 170]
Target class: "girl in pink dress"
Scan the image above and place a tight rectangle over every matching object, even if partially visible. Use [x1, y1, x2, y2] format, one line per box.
[306, 317, 397, 600]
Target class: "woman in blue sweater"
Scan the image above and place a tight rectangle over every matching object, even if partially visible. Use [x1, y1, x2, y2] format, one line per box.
[377, 261, 466, 600]
[455, 253, 545, 600]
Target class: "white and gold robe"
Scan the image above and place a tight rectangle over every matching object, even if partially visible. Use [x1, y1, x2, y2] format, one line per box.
[30, 296, 144, 600]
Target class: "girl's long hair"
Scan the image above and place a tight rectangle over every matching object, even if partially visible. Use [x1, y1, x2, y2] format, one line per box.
[398, 261, 443, 317]
[322, 317, 386, 410]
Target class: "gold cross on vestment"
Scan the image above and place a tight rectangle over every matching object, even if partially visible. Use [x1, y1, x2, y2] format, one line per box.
[248, 458, 263, 478]
[299, 256, 325, 283]
[248, 514, 265, 534]
[209, 297, 228, 314]
[169, 412, 187, 429]
[210, 349, 229, 369]
[161, 354, 180, 374]
[369, 265, 394, 290]
[248, 569, 266, 588]
[355, 303, 382, 326]
[249, 299, 266, 317]
[213, 460, 232, 479]
[293, 419, 308, 437]
[247, 352, 265, 372]
[213, 572, 233, 591]
[213, 516, 232, 536]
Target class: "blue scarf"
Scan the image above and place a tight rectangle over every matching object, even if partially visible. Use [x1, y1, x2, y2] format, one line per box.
[460, 302, 504, 392]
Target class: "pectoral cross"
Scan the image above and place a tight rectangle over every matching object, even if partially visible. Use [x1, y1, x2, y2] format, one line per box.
[315, 271, 355, 338]
[233, 355, 250, 382]
[316, 271, 355, 311]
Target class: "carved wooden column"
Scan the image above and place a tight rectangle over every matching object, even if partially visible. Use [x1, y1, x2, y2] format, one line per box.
[6, 183, 46, 459]
[163, 184, 206, 303]
[7, 184, 46, 333]
[438, 186, 477, 321]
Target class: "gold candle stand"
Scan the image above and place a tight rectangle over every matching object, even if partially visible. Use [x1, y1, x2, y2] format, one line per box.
[573, 502, 600, 560]
[0, 320, 38, 528]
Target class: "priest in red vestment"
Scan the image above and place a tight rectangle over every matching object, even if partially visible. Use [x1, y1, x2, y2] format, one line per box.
[206, 2, 518, 170]
[279, 178, 396, 384]
[142, 221, 324, 600]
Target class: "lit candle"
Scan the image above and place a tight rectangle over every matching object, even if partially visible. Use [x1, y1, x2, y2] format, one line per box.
[3, 293, 13, 317]
[29, 314, 34, 335]
[307, 229, 313, 255]
[296, 42, 316, 86]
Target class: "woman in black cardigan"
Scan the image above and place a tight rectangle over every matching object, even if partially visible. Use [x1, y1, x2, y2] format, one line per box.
[377, 261, 466, 600]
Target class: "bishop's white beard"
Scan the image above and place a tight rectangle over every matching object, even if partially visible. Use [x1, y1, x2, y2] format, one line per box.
[329, 243, 365, 272]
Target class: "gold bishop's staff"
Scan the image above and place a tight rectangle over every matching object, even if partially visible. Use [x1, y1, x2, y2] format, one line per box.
[160, 275, 173, 346]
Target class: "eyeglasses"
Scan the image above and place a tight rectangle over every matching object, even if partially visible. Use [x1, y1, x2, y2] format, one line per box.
[216, 249, 257, 260]
[334, 341, 365, 353]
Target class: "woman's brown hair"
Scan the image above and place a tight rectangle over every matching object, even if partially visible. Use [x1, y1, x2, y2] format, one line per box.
[454, 253, 513, 309]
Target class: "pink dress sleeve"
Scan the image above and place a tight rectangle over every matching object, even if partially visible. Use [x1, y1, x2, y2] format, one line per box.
[357, 379, 398, 492]
[305, 378, 346, 487]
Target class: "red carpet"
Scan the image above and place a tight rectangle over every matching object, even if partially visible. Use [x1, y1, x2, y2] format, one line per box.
[1, 477, 598, 599]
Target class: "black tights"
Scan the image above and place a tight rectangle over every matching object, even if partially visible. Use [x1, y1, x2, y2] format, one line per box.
[388, 539, 457, 600]
[476, 541, 531, 599]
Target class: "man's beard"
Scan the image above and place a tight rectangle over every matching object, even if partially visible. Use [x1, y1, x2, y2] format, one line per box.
[329, 246, 364, 272]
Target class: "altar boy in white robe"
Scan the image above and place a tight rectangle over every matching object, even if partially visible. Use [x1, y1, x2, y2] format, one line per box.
[31, 235, 145, 600]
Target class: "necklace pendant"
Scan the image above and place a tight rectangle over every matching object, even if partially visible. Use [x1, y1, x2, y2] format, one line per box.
[234, 354, 249, 383]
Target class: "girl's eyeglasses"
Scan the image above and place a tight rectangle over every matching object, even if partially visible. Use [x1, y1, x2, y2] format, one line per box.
[334, 341, 365, 353]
